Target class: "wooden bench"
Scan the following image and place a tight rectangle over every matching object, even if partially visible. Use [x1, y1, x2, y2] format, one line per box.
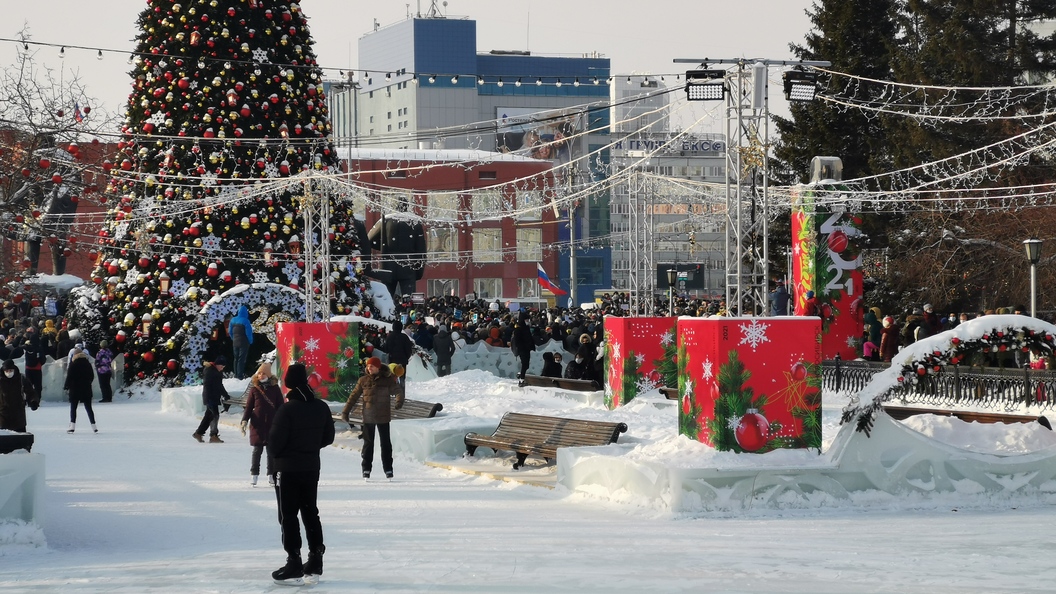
[883, 405, 1044, 425]
[333, 396, 443, 428]
[519, 374, 600, 392]
[660, 387, 679, 400]
[464, 412, 629, 469]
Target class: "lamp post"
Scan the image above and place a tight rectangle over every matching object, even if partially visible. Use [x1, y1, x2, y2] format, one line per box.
[1024, 238, 1043, 317]
[667, 269, 677, 316]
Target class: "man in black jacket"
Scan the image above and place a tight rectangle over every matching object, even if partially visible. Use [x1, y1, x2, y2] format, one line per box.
[384, 320, 414, 369]
[269, 363, 336, 585]
[510, 313, 536, 380]
[192, 357, 229, 443]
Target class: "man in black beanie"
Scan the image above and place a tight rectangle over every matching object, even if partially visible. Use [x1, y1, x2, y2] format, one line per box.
[268, 363, 335, 585]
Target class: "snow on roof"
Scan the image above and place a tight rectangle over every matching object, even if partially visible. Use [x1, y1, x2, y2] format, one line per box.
[336, 147, 548, 164]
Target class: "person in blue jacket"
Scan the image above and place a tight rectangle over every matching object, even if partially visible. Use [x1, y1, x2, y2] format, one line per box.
[228, 306, 254, 380]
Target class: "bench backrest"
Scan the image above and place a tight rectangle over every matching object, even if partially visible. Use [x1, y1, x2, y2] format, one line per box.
[493, 412, 627, 447]
[521, 374, 599, 392]
[341, 396, 443, 421]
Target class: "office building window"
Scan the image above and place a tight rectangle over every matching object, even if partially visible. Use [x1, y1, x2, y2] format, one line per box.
[426, 278, 459, 298]
[516, 189, 543, 220]
[472, 228, 502, 262]
[474, 278, 503, 299]
[426, 227, 458, 262]
[517, 278, 540, 298]
[472, 189, 503, 219]
[426, 192, 460, 221]
[516, 228, 542, 262]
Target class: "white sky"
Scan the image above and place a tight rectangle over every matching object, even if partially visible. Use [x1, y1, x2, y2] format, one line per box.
[1, 0, 816, 126]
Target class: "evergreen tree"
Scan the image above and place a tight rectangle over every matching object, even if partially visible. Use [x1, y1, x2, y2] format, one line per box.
[71, 1, 373, 383]
[772, 0, 898, 184]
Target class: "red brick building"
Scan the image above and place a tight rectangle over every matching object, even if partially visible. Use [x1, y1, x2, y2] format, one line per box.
[344, 148, 561, 303]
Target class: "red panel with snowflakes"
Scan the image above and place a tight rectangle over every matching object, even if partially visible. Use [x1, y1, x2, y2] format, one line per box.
[275, 322, 361, 402]
[677, 317, 823, 452]
[603, 316, 678, 409]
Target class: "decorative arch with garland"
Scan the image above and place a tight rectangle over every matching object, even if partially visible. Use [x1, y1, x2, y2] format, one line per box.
[181, 283, 305, 385]
[842, 314, 1056, 434]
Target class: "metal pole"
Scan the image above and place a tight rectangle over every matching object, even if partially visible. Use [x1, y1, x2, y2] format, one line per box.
[1031, 261, 1038, 318]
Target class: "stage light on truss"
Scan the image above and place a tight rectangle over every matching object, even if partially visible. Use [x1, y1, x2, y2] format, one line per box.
[782, 69, 819, 102]
[684, 69, 726, 102]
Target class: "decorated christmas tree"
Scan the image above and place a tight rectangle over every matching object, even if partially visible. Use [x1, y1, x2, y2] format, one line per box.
[69, 0, 373, 384]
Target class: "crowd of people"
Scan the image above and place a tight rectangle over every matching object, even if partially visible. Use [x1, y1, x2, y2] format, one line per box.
[0, 289, 117, 436]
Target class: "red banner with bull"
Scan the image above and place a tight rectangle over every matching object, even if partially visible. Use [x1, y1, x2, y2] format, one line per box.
[791, 184, 863, 360]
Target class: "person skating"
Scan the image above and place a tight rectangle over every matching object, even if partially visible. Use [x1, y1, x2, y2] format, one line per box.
[193, 356, 229, 443]
[241, 362, 284, 487]
[64, 348, 97, 433]
[339, 357, 402, 480]
[269, 363, 335, 585]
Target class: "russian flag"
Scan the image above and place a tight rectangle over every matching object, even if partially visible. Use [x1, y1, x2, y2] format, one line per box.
[73, 103, 84, 123]
[537, 263, 567, 296]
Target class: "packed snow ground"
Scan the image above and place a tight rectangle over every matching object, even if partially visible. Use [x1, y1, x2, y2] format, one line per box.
[2, 369, 1056, 592]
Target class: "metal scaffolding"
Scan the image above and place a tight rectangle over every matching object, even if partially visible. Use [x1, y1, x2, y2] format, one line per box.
[675, 57, 830, 316]
[627, 169, 655, 316]
[299, 177, 332, 322]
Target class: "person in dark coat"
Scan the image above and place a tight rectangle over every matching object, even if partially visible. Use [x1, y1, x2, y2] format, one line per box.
[54, 329, 73, 362]
[540, 351, 563, 378]
[22, 335, 44, 406]
[0, 359, 35, 433]
[383, 320, 414, 368]
[241, 362, 285, 487]
[193, 357, 230, 443]
[228, 305, 254, 380]
[64, 349, 97, 433]
[563, 349, 592, 381]
[510, 313, 536, 380]
[431, 325, 456, 377]
[269, 362, 335, 583]
[340, 357, 402, 479]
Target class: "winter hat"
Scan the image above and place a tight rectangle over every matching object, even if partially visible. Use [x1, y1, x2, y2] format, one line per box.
[389, 363, 405, 377]
[283, 363, 310, 390]
[1, 359, 14, 371]
[74, 342, 84, 351]
[805, 291, 815, 299]
[214, 355, 228, 366]
[366, 356, 383, 369]
[391, 320, 403, 333]
[924, 304, 934, 313]
[439, 325, 448, 333]
[99, 340, 108, 348]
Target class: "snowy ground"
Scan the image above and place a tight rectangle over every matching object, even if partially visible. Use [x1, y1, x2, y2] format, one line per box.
[2, 370, 1056, 592]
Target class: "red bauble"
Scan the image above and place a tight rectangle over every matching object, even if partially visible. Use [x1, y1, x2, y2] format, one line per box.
[734, 409, 770, 452]
[791, 362, 807, 382]
[681, 394, 691, 415]
[115, 331, 127, 343]
[343, 347, 354, 358]
[167, 359, 178, 371]
[308, 372, 323, 389]
[142, 352, 155, 363]
[365, 344, 374, 354]
[827, 230, 849, 253]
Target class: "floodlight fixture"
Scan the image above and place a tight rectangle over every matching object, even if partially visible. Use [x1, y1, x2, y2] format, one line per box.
[684, 69, 726, 102]
[783, 69, 819, 102]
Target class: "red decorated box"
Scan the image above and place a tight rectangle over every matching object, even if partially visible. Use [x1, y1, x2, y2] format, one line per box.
[677, 317, 822, 452]
[603, 316, 677, 409]
[275, 322, 361, 401]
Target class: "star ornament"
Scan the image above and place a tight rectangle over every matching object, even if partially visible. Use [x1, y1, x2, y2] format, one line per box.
[773, 370, 817, 411]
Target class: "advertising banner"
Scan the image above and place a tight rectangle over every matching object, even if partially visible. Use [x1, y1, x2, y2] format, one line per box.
[274, 322, 360, 401]
[603, 316, 677, 409]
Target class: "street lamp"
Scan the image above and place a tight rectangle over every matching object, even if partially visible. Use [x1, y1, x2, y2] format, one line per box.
[1024, 238, 1043, 317]
[667, 269, 677, 315]
[684, 69, 726, 101]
